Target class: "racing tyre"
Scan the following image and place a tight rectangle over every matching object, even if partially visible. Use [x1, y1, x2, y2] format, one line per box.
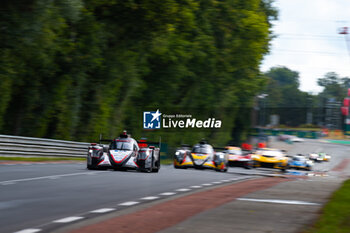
[146, 156, 153, 173]
[215, 168, 227, 172]
[215, 164, 228, 172]
[152, 158, 160, 173]
[244, 161, 253, 169]
[174, 165, 186, 169]
[87, 164, 95, 170]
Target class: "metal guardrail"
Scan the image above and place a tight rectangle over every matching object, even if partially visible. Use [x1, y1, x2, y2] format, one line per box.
[0, 134, 89, 157]
[250, 128, 320, 139]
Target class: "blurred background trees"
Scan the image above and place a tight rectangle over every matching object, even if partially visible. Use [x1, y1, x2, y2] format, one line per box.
[263, 67, 349, 129]
[1, 0, 277, 145]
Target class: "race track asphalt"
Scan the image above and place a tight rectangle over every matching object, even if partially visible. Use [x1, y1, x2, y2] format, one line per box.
[0, 162, 251, 233]
[0, 138, 348, 233]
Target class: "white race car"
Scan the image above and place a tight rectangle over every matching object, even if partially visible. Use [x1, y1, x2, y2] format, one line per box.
[289, 136, 305, 142]
[308, 152, 331, 162]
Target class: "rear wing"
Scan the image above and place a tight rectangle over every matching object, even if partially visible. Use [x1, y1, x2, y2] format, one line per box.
[99, 134, 113, 145]
[137, 137, 162, 149]
[213, 147, 226, 151]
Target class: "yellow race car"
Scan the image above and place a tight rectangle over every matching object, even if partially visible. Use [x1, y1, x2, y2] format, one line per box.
[174, 140, 228, 172]
[251, 148, 288, 171]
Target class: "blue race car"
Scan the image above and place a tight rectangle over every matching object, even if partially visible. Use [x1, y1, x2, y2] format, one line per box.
[288, 155, 313, 171]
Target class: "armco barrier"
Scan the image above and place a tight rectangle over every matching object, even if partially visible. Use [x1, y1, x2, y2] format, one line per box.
[0, 134, 89, 157]
[250, 128, 320, 139]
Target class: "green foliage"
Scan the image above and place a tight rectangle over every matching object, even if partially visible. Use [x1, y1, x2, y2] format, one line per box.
[0, 0, 277, 147]
[317, 72, 350, 102]
[264, 66, 312, 126]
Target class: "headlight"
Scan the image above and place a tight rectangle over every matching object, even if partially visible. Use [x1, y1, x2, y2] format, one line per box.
[89, 150, 93, 153]
[251, 155, 259, 159]
[175, 151, 180, 156]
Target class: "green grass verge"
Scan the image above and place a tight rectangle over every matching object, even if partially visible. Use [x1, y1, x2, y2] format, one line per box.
[160, 158, 173, 165]
[305, 179, 350, 233]
[0, 156, 85, 162]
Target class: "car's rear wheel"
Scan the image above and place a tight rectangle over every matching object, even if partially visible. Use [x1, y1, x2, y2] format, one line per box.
[152, 157, 160, 173]
[146, 155, 153, 173]
[244, 161, 253, 169]
[215, 163, 228, 172]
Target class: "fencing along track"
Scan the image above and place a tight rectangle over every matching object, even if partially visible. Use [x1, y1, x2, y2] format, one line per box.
[0, 134, 89, 157]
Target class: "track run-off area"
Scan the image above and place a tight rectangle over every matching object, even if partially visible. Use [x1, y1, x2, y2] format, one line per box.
[1, 138, 349, 233]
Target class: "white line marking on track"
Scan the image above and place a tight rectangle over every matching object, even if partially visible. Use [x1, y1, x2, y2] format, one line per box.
[140, 196, 159, 200]
[202, 183, 212, 186]
[176, 188, 191, 192]
[118, 201, 139, 206]
[159, 192, 176, 196]
[212, 181, 222, 184]
[14, 229, 41, 233]
[190, 185, 202, 188]
[236, 198, 320, 205]
[0, 171, 103, 185]
[1, 181, 16, 185]
[53, 216, 84, 223]
[90, 208, 116, 213]
[221, 179, 230, 182]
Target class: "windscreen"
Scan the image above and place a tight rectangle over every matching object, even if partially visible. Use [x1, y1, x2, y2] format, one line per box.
[110, 141, 133, 150]
[192, 146, 211, 154]
[226, 149, 242, 155]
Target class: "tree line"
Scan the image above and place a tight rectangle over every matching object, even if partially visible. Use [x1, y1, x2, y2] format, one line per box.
[0, 0, 277, 146]
[263, 66, 350, 128]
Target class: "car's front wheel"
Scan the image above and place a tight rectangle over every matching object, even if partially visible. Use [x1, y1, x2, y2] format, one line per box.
[244, 161, 253, 169]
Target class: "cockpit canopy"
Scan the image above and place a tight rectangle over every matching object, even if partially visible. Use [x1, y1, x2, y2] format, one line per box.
[110, 141, 133, 150]
[192, 144, 214, 154]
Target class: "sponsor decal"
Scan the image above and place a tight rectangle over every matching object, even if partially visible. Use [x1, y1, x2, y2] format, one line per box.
[143, 110, 162, 129]
[143, 110, 222, 129]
